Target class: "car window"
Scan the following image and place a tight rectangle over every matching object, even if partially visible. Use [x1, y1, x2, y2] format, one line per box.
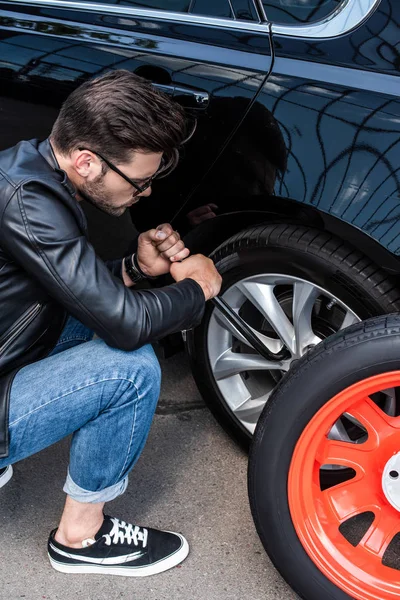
[231, 0, 259, 21]
[262, 0, 342, 25]
[62, 0, 234, 18]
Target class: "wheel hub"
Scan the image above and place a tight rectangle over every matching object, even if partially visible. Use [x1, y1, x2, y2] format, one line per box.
[382, 452, 400, 512]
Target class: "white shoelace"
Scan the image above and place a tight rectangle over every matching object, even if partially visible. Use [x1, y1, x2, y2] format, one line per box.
[102, 517, 148, 548]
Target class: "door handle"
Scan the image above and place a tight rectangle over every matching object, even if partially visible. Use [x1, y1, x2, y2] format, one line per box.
[153, 83, 209, 109]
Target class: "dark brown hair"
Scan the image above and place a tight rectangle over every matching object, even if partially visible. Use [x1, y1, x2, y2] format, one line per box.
[50, 70, 190, 171]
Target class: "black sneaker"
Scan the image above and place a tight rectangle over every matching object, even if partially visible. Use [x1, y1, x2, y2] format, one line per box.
[48, 515, 189, 576]
[0, 465, 13, 489]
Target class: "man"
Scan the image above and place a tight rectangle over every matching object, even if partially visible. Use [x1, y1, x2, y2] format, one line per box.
[0, 70, 221, 576]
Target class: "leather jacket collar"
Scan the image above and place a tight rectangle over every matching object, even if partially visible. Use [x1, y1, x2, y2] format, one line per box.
[38, 138, 77, 198]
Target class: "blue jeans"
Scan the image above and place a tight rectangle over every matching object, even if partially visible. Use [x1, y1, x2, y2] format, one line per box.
[0, 317, 161, 503]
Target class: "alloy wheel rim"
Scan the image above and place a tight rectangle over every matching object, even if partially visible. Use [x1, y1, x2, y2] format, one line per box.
[288, 372, 400, 600]
[207, 273, 360, 434]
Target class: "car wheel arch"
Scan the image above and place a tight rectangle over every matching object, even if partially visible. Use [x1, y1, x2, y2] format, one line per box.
[180, 195, 400, 275]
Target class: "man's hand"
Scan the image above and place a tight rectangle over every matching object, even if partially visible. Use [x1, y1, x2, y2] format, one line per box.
[136, 224, 190, 278]
[170, 254, 222, 301]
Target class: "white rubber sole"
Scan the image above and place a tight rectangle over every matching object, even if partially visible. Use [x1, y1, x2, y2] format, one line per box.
[48, 535, 189, 577]
[0, 465, 13, 489]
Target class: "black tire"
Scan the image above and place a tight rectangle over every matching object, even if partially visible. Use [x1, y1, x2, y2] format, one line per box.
[248, 314, 400, 600]
[188, 223, 400, 449]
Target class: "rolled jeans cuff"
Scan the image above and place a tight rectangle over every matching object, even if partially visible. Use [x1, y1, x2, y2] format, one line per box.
[63, 469, 128, 503]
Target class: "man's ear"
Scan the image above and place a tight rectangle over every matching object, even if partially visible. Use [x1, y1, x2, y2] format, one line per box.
[73, 150, 101, 180]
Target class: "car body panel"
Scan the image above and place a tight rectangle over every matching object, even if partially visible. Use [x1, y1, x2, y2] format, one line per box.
[177, 0, 400, 267]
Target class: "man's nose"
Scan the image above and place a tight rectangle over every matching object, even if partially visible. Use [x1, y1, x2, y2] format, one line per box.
[139, 185, 152, 198]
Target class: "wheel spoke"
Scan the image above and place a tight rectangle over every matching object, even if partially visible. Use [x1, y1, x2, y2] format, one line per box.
[231, 392, 272, 430]
[381, 387, 397, 416]
[317, 438, 371, 472]
[359, 508, 400, 558]
[347, 397, 399, 442]
[328, 418, 353, 443]
[323, 476, 379, 523]
[292, 281, 322, 354]
[213, 308, 284, 354]
[238, 281, 295, 354]
[212, 349, 290, 380]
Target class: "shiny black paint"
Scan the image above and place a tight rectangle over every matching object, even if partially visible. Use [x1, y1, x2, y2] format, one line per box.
[0, 1, 399, 272]
[179, 0, 400, 269]
[271, 1, 400, 257]
[0, 2, 271, 254]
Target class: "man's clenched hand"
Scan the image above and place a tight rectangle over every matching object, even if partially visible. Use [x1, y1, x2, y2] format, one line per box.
[170, 254, 222, 301]
[136, 224, 190, 278]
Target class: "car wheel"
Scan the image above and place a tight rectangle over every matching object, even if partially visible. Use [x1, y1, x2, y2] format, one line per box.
[188, 223, 400, 450]
[249, 314, 400, 600]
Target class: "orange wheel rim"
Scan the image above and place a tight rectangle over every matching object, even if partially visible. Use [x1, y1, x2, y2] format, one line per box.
[288, 372, 400, 600]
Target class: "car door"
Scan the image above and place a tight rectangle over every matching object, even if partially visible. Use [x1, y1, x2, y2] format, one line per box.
[0, 0, 273, 256]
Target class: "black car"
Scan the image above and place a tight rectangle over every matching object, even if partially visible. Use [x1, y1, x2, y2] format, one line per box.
[0, 0, 399, 449]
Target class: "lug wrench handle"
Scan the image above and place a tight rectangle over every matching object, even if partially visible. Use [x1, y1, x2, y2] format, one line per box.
[210, 296, 289, 362]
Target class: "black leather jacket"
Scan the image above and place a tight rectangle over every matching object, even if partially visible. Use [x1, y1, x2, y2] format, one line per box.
[0, 138, 205, 458]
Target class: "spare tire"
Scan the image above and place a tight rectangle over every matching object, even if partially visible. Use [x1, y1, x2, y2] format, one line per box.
[249, 314, 400, 600]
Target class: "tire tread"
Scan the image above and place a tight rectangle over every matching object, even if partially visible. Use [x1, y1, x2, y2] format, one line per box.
[211, 224, 400, 314]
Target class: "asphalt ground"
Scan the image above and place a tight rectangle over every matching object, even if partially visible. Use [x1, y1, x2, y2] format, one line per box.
[0, 349, 296, 600]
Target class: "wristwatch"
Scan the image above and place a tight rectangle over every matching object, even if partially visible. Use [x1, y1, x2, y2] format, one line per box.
[124, 253, 157, 284]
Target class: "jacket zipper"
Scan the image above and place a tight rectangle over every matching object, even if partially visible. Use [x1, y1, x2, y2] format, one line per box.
[0, 303, 42, 355]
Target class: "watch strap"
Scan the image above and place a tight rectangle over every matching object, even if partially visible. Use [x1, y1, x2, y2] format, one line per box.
[124, 253, 157, 284]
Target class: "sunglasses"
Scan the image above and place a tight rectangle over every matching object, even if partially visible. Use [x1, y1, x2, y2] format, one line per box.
[78, 147, 168, 197]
